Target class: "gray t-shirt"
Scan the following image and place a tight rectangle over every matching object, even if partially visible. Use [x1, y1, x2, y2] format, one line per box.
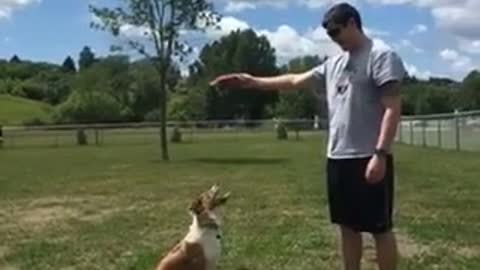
[312, 39, 406, 159]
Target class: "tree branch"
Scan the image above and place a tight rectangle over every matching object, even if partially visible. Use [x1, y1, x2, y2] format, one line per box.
[146, 1, 164, 74]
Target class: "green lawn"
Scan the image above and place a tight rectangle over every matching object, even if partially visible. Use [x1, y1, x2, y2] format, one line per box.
[0, 95, 52, 126]
[0, 133, 479, 269]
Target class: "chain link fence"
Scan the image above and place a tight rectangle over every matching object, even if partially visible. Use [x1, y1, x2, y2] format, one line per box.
[0, 118, 327, 149]
[396, 110, 480, 151]
[2, 111, 480, 151]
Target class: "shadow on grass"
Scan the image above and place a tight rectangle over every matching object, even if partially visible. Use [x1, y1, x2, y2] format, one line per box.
[191, 157, 290, 165]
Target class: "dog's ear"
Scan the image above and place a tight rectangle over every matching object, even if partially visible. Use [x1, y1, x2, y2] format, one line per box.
[213, 192, 230, 207]
[208, 184, 220, 198]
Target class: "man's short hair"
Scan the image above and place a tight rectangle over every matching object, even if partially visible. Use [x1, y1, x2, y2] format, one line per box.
[322, 3, 363, 31]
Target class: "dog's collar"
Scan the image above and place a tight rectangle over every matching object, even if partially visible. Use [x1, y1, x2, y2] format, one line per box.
[203, 222, 219, 230]
[203, 222, 222, 239]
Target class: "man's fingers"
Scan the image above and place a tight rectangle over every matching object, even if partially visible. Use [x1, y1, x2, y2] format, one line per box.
[365, 168, 381, 184]
[210, 74, 244, 88]
[209, 75, 231, 86]
[365, 169, 373, 183]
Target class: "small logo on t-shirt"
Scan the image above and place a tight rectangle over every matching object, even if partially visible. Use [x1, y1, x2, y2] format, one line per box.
[336, 72, 350, 95]
[336, 84, 348, 95]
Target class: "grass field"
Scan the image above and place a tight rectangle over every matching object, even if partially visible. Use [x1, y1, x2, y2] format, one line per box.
[0, 133, 479, 270]
[0, 95, 52, 126]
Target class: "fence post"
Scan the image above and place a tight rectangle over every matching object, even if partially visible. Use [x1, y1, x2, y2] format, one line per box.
[455, 110, 460, 151]
[437, 119, 442, 148]
[95, 128, 99, 146]
[409, 120, 414, 145]
[0, 125, 3, 149]
[422, 120, 427, 147]
[398, 120, 403, 143]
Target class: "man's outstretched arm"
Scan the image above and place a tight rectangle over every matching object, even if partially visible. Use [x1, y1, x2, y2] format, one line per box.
[209, 69, 319, 92]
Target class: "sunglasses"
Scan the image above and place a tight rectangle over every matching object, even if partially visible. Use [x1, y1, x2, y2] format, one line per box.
[327, 27, 342, 38]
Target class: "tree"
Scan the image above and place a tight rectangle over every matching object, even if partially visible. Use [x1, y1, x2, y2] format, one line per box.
[10, 55, 21, 63]
[269, 55, 327, 119]
[457, 70, 480, 110]
[192, 29, 279, 120]
[54, 59, 133, 123]
[168, 83, 207, 122]
[401, 82, 456, 115]
[90, 0, 219, 161]
[62, 56, 77, 73]
[78, 46, 96, 71]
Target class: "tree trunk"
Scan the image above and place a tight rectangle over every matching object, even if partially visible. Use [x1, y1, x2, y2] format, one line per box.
[159, 71, 169, 161]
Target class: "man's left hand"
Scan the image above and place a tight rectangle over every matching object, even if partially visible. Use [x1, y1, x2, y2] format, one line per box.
[365, 155, 386, 184]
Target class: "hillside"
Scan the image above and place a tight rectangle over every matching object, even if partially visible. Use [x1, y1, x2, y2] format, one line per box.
[0, 95, 52, 126]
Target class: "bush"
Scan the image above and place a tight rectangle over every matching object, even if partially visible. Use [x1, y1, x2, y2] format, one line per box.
[22, 117, 49, 126]
[276, 121, 288, 140]
[76, 129, 88, 145]
[54, 90, 128, 123]
[170, 126, 182, 143]
[144, 109, 160, 122]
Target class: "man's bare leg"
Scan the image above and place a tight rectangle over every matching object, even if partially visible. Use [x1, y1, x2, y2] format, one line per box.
[373, 230, 398, 270]
[339, 225, 363, 270]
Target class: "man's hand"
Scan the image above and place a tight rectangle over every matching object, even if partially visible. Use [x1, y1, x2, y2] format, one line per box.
[365, 155, 386, 184]
[209, 73, 257, 89]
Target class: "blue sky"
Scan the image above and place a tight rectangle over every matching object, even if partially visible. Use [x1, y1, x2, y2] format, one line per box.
[1, 0, 479, 81]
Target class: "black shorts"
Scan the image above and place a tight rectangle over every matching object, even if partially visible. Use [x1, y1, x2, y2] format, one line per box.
[326, 155, 394, 234]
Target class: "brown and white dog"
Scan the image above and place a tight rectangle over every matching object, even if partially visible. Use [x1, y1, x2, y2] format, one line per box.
[155, 184, 230, 270]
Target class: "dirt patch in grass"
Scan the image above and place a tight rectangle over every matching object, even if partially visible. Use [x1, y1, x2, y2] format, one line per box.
[0, 246, 18, 270]
[396, 230, 433, 258]
[361, 230, 479, 265]
[361, 229, 433, 265]
[17, 205, 81, 229]
[0, 246, 10, 258]
[454, 246, 480, 258]
[0, 265, 20, 270]
[0, 195, 150, 233]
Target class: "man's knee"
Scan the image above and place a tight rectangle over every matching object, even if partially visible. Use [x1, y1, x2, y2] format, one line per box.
[339, 224, 362, 238]
[372, 230, 397, 244]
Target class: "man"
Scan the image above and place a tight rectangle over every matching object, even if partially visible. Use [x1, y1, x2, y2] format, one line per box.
[210, 2, 406, 270]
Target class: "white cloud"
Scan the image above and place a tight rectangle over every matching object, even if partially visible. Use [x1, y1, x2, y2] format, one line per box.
[408, 24, 428, 35]
[224, 2, 256, 13]
[431, 2, 480, 41]
[218, 0, 288, 10]
[202, 16, 341, 64]
[440, 49, 459, 61]
[365, 27, 390, 37]
[440, 48, 474, 72]
[367, 0, 480, 55]
[0, 0, 40, 19]
[301, 0, 359, 9]
[206, 16, 250, 39]
[91, 14, 151, 39]
[259, 25, 335, 64]
[458, 39, 480, 54]
[119, 24, 151, 39]
[217, 0, 358, 11]
[394, 39, 424, 53]
[404, 62, 432, 80]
